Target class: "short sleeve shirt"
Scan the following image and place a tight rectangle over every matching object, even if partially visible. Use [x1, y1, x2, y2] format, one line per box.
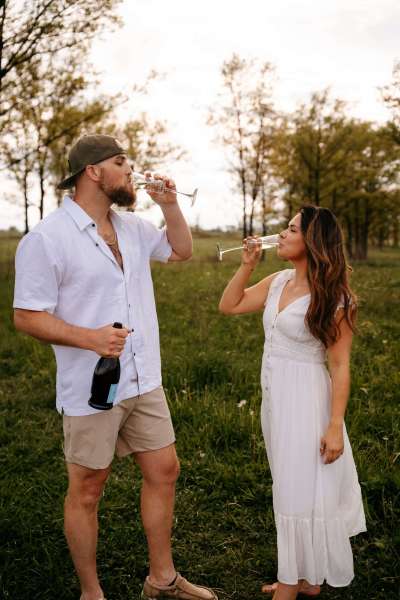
[13, 195, 172, 415]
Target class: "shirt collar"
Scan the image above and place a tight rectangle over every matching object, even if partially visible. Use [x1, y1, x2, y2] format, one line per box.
[62, 195, 126, 232]
[62, 195, 94, 231]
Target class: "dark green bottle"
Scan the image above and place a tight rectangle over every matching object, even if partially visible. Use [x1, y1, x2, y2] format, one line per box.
[88, 322, 122, 410]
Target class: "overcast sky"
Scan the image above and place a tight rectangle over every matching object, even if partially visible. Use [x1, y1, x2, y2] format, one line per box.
[1, 0, 399, 231]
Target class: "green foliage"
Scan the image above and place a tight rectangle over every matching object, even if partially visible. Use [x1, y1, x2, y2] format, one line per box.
[211, 58, 400, 256]
[0, 0, 123, 231]
[271, 91, 400, 259]
[0, 0, 122, 114]
[0, 236, 399, 599]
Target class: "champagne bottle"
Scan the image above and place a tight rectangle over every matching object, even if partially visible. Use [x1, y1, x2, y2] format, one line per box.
[88, 322, 122, 410]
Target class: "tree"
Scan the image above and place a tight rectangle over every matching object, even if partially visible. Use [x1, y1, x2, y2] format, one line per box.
[209, 54, 278, 237]
[2, 125, 35, 234]
[107, 116, 185, 173]
[1, 54, 119, 226]
[0, 0, 123, 228]
[0, 0, 121, 120]
[272, 91, 355, 210]
[347, 124, 400, 256]
[381, 61, 400, 145]
[271, 92, 400, 259]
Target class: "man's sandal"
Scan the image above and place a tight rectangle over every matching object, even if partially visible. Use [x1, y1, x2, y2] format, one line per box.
[142, 572, 218, 599]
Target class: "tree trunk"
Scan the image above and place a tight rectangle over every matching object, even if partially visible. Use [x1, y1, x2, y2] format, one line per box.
[392, 219, 399, 248]
[360, 199, 370, 260]
[39, 161, 45, 220]
[0, 1, 6, 96]
[314, 135, 321, 206]
[345, 216, 353, 259]
[287, 199, 293, 223]
[241, 166, 247, 238]
[332, 188, 337, 212]
[248, 194, 257, 236]
[262, 188, 267, 236]
[353, 198, 363, 259]
[378, 227, 385, 249]
[23, 168, 29, 234]
[242, 198, 247, 239]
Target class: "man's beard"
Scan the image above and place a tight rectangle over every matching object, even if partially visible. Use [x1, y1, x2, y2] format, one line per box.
[100, 180, 136, 208]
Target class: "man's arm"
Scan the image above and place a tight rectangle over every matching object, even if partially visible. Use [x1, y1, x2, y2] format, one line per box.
[161, 202, 192, 262]
[14, 309, 129, 358]
[147, 174, 192, 262]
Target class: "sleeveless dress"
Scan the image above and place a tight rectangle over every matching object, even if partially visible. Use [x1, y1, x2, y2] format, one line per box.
[261, 269, 366, 587]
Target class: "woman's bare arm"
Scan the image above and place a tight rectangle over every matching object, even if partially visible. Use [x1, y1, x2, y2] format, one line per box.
[218, 239, 279, 315]
[219, 267, 278, 315]
[321, 311, 353, 464]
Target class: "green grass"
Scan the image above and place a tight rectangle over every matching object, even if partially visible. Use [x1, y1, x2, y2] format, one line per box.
[0, 235, 399, 599]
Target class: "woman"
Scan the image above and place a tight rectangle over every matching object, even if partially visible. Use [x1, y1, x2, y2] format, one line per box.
[219, 206, 366, 600]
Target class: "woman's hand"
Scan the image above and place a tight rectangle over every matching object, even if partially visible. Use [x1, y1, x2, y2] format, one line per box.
[320, 422, 344, 464]
[242, 237, 262, 270]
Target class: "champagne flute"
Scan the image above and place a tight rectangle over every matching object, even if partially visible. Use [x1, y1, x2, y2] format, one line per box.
[217, 234, 280, 261]
[132, 171, 198, 206]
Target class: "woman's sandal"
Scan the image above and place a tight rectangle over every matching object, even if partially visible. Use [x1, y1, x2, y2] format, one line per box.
[261, 582, 321, 597]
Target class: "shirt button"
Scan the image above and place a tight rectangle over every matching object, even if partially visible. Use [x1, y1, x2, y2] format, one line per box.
[91, 223, 95, 227]
[95, 243, 99, 247]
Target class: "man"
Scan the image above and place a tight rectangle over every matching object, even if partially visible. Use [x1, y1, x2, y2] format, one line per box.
[13, 134, 217, 600]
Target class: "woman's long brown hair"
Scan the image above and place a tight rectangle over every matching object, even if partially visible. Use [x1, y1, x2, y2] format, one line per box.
[300, 205, 357, 347]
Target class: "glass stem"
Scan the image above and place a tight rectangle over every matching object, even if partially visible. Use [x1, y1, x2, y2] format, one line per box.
[220, 246, 244, 255]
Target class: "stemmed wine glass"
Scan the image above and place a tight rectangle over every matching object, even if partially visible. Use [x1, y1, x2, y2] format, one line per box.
[217, 234, 280, 261]
[132, 171, 198, 206]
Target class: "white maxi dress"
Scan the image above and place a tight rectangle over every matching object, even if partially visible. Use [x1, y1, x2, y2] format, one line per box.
[261, 269, 366, 587]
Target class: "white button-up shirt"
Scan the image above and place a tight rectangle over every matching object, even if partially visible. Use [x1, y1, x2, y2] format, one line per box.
[13, 195, 172, 416]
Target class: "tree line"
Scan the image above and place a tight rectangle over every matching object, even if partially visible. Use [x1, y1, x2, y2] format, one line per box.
[209, 55, 400, 259]
[1, 3, 400, 259]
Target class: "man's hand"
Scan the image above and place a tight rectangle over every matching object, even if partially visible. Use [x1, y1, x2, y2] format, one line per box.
[145, 172, 177, 206]
[91, 324, 130, 358]
[320, 422, 344, 464]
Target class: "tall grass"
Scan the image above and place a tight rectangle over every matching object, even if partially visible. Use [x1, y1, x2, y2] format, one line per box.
[0, 236, 399, 599]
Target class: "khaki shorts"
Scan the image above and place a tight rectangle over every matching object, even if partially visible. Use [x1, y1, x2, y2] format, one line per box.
[63, 386, 175, 470]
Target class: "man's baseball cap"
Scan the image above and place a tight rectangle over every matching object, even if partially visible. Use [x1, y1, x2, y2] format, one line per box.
[57, 134, 127, 190]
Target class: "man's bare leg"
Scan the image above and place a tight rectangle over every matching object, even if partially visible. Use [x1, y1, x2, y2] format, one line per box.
[64, 463, 111, 600]
[134, 444, 180, 585]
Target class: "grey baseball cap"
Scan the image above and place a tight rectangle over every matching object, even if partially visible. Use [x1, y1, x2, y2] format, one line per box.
[57, 134, 127, 189]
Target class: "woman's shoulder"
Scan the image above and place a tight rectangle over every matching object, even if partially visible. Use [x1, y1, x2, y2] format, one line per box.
[262, 269, 292, 306]
[268, 268, 293, 288]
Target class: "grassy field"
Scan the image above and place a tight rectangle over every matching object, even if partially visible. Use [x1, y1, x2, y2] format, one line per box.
[0, 234, 399, 600]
